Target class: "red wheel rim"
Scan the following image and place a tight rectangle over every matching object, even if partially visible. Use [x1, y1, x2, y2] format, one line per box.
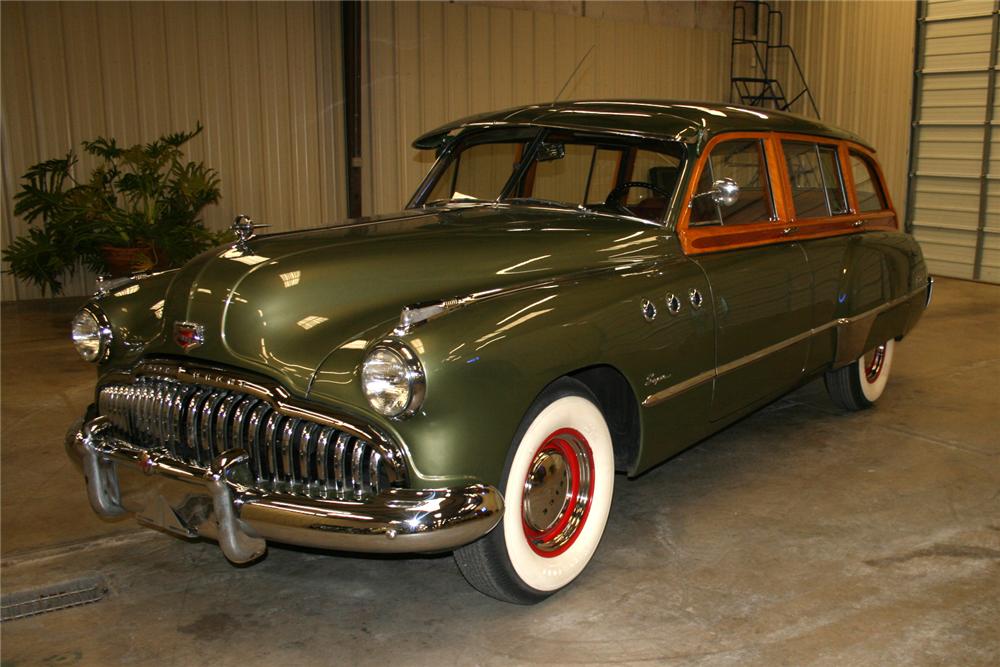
[864, 344, 887, 384]
[521, 428, 594, 558]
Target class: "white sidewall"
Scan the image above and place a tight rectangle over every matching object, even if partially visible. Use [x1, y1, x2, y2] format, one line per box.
[858, 338, 895, 402]
[502, 395, 615, 592]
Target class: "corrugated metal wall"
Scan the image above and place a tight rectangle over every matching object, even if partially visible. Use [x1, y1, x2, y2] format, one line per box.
[0, 1, 346, 300]
[770, 1, 917, 215]
[907, 0, 999, 283]
[360, 1, 732, 215]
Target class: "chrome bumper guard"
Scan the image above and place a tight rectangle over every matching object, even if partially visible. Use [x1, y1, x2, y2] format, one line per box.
[67, 416, 503, 563]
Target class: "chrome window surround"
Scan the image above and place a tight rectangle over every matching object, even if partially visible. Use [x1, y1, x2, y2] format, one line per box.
[96, 359, 409, 498]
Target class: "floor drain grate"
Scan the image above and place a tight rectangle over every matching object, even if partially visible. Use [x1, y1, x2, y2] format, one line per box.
[1, 575, 108, 621]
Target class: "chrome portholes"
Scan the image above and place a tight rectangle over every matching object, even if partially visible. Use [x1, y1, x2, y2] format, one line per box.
[665, 293, 682, 315]
[641, 299, 657, 321]
[689, 288, 704, 310]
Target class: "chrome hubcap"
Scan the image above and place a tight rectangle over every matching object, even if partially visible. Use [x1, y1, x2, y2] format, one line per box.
[521, 428, 594, 557]
[523, 451, 572, 532]
[864, 344, 887, 383]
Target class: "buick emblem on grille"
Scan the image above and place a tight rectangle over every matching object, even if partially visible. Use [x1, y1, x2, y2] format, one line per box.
[173, 321, 205, 350]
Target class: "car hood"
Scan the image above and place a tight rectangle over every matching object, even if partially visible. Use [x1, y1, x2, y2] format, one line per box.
[149, 205, 671, 393]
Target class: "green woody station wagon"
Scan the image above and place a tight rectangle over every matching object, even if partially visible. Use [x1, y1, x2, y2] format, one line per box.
[67, 101, 932, 604]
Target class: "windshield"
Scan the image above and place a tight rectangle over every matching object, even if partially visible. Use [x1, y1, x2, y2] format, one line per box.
[413, 128, 685, 223]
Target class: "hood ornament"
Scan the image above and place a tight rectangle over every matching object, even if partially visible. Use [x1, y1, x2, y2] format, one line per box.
[231, 214, 269, 254]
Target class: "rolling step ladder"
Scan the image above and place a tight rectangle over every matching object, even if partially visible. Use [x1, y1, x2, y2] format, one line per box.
[730, 0, 820, 118]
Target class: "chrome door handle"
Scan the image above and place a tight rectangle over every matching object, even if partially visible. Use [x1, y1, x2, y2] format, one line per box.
[852, 220, 865, 228]
[782, 226, 798, 235]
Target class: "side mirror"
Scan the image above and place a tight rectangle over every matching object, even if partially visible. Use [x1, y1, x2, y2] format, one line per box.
[710, 178, 740, 206]
[690, 177, 740, 208]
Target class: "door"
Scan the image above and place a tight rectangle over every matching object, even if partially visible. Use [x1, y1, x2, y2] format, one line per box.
[696, 245, 812, 421]
[683, 135, 813, 421]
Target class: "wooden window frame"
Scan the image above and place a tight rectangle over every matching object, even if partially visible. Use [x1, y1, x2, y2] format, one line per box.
[676, 132, 898, 255]
[846, 148, 890, 215]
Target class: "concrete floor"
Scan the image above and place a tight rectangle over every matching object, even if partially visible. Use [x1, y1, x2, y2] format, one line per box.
[1, 277, 998, 666]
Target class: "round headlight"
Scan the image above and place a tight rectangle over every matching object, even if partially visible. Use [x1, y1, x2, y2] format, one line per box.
[71, 307, 111, 362]
[361, 342, 426, 417]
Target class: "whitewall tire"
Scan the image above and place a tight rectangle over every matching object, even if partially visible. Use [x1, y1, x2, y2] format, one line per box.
[825, 338, 896, 411]
[454, 377, 615, 604]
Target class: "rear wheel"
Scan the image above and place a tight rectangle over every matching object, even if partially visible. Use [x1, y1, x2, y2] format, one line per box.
[824, 338, 896, 411]
[454, 378, 615, 604]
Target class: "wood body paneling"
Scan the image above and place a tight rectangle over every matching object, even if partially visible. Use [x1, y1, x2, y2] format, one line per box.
[0, 1, 346, 300]
[361, 2, 732, 215]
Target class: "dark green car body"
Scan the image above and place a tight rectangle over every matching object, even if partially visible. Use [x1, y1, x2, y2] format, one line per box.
[91, 100, 929, 491]
[70, 102, 930, 573]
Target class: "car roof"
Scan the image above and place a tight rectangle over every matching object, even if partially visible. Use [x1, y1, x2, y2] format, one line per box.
[412, 99, 873, 152]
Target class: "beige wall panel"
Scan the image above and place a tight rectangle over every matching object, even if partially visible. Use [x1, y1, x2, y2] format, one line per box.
[256, 3, 294, 229]
[363, 1, 729, 214]
[131, 3, 174, 142]
[287, 2, 325, 229]
[1, 2, 37, 300]
[418, 3, 448, 135]
[95, 3, 141, 142]
[225, 3, 266, 223]
[395, 3, 424, 194]
[774, 1, 915, 214]
[2, 1, 347, 300]
[161, 3, 204, 153]
[314, 1, 347, 224]
[20, 3, 76, 299]
[193, 1, 237, 232]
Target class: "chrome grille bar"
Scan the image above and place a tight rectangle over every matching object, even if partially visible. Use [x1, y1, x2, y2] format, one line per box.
[96, 376, 405, 499]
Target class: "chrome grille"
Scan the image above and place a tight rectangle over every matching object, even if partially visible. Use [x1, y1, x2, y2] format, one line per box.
[97, 377, 405, 499]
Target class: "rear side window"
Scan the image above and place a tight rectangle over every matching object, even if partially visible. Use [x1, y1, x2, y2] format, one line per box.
[691, 139, 774, 225]
[782, 141, 849, 218]
[849, 152, 887, 212]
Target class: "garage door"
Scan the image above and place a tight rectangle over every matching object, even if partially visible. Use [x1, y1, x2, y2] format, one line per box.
[906, 0, 1000, 282]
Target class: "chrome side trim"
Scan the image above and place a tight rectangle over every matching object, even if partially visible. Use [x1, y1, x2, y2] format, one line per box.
[641, 368, 715, 407]
[393, 261, 659, 334]
[642, 285, 927, 408]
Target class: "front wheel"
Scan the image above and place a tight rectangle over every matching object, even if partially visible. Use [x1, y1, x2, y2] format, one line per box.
[824, 338, 896, 411]
[454, 378, 615, 604]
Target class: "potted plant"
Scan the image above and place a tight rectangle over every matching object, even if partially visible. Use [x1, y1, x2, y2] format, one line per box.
[2, 124, 223, 295]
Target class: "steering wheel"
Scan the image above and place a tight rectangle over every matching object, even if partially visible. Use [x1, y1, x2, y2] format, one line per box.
[605, 181, 672, 218]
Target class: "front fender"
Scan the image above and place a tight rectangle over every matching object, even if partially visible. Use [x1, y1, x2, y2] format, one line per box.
[309, 256, 712, 489]
[93, 270, 180, 375]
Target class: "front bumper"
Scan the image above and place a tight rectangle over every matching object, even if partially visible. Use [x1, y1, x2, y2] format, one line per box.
[66, 416, 503, 563]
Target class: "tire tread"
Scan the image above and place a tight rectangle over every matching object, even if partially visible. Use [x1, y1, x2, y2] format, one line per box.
[824, 362, 868, 411]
